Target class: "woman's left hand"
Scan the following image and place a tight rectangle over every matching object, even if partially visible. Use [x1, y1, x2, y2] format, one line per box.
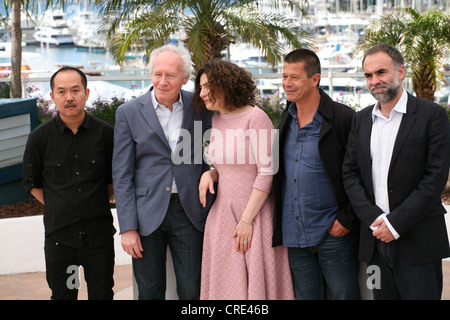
[233, 219, 253, 253]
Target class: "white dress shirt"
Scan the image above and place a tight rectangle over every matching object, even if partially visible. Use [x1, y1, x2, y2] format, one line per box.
[151, 90, 184, 193]
[370, 89, 408, 239]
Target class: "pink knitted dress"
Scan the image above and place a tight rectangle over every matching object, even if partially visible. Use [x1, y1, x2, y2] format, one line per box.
[200, 106, 294, 300]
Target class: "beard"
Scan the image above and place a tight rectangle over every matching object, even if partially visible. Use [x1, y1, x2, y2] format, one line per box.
[369, 80, 401, 104]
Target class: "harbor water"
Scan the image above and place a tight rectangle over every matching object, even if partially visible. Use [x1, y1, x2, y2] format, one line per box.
[18, 44, 154, 105]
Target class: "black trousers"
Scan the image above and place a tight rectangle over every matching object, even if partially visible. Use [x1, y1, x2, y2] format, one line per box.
[370, 240, 443, 300]
[44, 236, 115, 300]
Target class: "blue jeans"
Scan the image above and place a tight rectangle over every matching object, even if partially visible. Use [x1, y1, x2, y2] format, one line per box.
[288, 232, 361, 300]
[370, 240, 443, 300]
[132, 200, 203, 300]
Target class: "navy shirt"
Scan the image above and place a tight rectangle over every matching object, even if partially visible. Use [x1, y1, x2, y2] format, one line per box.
[281, 103, 339, 247]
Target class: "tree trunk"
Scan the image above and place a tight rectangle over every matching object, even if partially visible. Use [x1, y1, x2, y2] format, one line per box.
[185, 22, 232, 71]
[412, 66, 435, 101]
[413, 79, 435, 101]
[10, 0, 22, 98]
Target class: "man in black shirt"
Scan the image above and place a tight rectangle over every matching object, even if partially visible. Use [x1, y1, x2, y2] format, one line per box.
[23, 66, 115, 300]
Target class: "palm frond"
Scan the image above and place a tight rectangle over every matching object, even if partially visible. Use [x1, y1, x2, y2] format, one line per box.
[221, 6, 312, 66]
[96, 0, 311, 69]
[359, 7, 450, 100]
[107, 7, 180, 66]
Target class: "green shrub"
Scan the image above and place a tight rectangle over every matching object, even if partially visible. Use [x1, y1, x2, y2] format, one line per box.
[86, 96, 126, 126]
[28, 85, 450, 128]
[0, 79, 10, 98]
[441, 103, 450, 121]
[255, 92, 284, 127]
[29, 85, 126, 126]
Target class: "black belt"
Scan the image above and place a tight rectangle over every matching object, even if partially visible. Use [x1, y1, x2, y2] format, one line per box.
[170, 193, 180, 202]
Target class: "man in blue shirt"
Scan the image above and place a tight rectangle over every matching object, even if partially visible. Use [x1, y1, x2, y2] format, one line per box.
[272, 49, 360, 299]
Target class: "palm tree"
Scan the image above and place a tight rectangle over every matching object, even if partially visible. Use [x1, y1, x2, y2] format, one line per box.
[357, 8, 450, 101]
[95, 0, 312, 71]
[1, 0, 77, 98]
[9, 0, 22, 98]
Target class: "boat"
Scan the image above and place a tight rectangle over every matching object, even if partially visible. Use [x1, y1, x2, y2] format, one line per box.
[74, 20, 106, 52]
[3, 13, 39, 45]
[68, 10, 106, 52]
[68, 10, 100, 32]
[32, 9, 74, 46]
[75, 28, 105, 53]
[229, 43, 278, 73]
[316, 41, 354, 72]
[38, 9, 71, 29]
[33, 27, 74, 46]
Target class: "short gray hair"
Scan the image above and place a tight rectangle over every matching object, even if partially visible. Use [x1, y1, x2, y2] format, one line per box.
[149, 44, 192, 77]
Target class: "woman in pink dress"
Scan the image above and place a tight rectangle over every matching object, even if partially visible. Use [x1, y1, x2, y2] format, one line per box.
[193, 60, 294, 300]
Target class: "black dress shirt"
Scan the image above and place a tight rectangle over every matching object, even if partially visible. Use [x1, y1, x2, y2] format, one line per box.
[23, 112, 115, 248]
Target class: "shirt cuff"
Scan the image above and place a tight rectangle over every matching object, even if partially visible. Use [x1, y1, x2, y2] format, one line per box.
[369, 213, 400, 240]
[382, 215, 400, 240]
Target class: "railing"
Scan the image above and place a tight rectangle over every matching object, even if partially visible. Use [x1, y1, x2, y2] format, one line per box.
[1, 67, 449, 105]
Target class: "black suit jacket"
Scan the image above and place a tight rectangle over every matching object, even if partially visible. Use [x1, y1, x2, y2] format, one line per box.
[272, 89, 360, 247]
[342, 92, 450, 264]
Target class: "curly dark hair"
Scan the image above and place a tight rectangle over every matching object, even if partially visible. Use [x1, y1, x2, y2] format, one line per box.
[193, 60, 257, 114]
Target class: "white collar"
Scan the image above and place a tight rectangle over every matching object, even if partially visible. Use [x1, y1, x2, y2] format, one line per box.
[372, 88, 408, 121]
[150, 89, 183, 110]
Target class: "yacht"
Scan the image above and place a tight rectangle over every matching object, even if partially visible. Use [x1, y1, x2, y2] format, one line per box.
[33, 9, 74, 46]
[39, 9, 70, 29]
[75, 26, 105, 52]
[4, 13, 39, 45]
[33, 27, 74, 46]
[69, 11, 106, 52]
